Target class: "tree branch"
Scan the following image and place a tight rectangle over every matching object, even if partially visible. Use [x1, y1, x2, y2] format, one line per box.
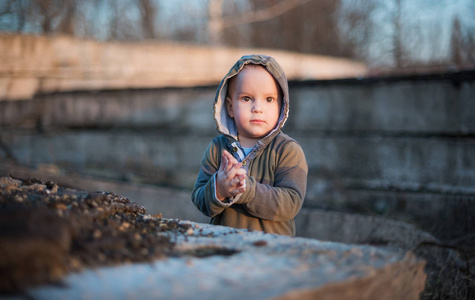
[222, 0, 313, 30]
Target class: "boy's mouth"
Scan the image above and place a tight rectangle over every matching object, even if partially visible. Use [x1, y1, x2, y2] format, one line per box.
[250, 119, 265, 124]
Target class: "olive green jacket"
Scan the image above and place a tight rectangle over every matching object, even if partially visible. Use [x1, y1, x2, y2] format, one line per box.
[191, 55, 307, 236]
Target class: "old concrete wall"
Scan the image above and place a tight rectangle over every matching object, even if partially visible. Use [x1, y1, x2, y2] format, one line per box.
[0, 71, 474, 242]
[0, 34, 367, 100]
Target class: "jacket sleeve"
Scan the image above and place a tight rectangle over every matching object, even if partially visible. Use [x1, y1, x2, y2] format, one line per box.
[191, 140, 232, 218]
[237, 141, 308, 222]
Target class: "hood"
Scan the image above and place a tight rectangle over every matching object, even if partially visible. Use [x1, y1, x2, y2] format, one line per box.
[213, 54, 290, 145]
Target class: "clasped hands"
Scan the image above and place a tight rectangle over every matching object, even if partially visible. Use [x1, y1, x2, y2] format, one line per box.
[216, 150, 247, 201]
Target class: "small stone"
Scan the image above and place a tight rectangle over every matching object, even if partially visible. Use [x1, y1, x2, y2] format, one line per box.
[253, 240, 267, 247]
[93, 230, 102, 239]
[186, 228, 194, 236]
[56, 203, 68, 210]
[119, 222, 131, 231]
[29, 184, 44, 191]
[151, 213, 162, 219]
[69, 257, 82, 270]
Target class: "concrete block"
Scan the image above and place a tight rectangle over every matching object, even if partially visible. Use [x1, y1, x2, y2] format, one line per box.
[26, 221, 426, 300]
[295, 208, 437, 249]
[297, 134, 475, 190]
[0, 34, 368, 101]
[289, 81, 475, 133]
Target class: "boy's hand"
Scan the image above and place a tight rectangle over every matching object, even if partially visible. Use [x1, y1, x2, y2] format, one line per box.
[216, 150, 247, 201]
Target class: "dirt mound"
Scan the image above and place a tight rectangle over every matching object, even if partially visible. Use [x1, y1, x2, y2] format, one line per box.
[0, 176, 191, 293]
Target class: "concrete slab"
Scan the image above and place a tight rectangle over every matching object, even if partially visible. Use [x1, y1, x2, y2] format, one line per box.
[25, 221, 426, 300]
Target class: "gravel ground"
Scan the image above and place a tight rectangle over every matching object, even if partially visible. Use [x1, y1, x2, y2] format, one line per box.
[0, 176, 193, 293]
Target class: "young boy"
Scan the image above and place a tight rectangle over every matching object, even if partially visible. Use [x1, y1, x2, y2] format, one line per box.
[191, 54, 307, 236]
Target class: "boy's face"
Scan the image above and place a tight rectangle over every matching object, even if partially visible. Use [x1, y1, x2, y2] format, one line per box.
[226, 65, 282, 148]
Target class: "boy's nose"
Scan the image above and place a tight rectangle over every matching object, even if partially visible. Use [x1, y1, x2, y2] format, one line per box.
[252, 100, 263, 113]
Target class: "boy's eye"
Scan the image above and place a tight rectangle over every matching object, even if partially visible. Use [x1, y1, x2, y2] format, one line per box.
[266, 97, 274, 103]
[242, 96, 252, 102]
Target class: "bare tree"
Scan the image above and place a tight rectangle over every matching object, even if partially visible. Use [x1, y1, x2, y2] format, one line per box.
[207, 0, 223, 44]
[57, 0, 77, 35]
[338, 0, 377, 62]
[208, 0, 312, 45]
[31, 0, 64, 34]
[138, 0, 157, 39]
[450, 15, 475, 69]
[392, 0, 405, 67]
[108, 0, 121, 40]
[72, 0, 99, 39]
[450, 16, 463, 67]
[232, 0, 345, 57]
[107, 0, 140, 41]
[2, 0, 473, 73]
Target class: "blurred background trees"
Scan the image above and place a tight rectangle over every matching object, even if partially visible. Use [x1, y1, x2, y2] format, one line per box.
[0, 0, 474, 74]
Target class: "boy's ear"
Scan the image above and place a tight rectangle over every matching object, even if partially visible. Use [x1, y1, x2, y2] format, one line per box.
[225, 96, 234, 118]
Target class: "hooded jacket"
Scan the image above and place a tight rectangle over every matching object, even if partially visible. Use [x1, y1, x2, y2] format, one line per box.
[191, 54, 307, 236]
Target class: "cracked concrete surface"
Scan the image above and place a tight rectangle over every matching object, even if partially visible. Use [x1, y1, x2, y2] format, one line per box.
[26, 221, 426, 300]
